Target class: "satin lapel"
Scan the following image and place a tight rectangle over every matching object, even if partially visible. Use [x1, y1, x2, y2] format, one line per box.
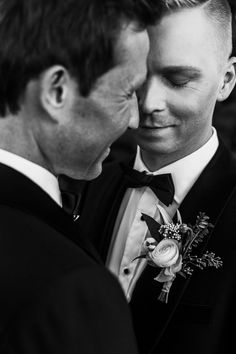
[179, 141, 236, 227]
[130, 142, 236, 353]
[100, 164, 131, 262]
[0, 163, 101, 263]
[77, 161, 133, 263]
[151, 142, 236, 352]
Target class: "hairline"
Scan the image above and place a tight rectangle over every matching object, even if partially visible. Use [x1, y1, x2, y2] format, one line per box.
[157, 1, 233, 68]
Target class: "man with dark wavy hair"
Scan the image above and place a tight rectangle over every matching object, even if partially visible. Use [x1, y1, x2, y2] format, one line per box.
[0, 0, 160, 353]
[78, 0, 236, 353]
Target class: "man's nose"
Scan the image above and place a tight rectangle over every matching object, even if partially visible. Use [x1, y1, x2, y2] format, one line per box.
[140, 76, 166, 114]
[128, 92, 139, 129]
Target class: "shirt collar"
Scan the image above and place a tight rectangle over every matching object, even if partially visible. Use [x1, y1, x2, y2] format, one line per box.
[134, 127, 219, 204]
[0, 149, 62, 206]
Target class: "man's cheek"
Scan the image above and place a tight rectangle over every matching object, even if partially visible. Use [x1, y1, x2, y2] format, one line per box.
[130, 93, 139, 113]
[119, 100, 136, 124]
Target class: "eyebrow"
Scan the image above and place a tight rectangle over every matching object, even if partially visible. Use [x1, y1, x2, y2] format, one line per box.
[161, 66, 202, 77]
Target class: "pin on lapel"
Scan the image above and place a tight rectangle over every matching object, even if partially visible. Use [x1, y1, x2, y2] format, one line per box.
[73, 214, 80, 222]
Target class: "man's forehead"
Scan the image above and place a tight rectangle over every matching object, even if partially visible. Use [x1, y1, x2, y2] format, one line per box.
[148, 6, 218, 47]
[114, 21, 148, 63]
[147, 7, 222, 70]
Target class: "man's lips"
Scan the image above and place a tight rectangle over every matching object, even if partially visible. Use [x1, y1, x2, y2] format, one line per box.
[139, 125, 175, 129]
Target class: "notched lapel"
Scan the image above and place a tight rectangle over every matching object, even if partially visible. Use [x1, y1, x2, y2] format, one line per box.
[130, 142, 236, 353]
[0, 163, 102, 264]
[179, 142, 236, 226]
[101, 163, 132, 261]
[78, 161, 134, 262]
[178, 142, 236, 260]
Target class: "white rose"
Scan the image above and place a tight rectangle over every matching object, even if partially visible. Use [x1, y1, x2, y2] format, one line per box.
[155, 256, 183, 282]
[148, 239, 180, 268]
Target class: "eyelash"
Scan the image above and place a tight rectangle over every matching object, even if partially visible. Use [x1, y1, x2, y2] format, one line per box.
[164, 76, 190, 89]
[170, 81, 189, 88]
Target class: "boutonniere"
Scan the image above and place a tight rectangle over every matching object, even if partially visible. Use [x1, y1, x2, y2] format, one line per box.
[135, 212, 223, 304]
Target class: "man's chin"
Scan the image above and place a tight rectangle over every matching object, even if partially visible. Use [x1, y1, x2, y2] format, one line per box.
[138, 141, 176, 156]
[84, 163, 103, 181]
[59, 165, 102, 181]
[85, 148, 111, 180]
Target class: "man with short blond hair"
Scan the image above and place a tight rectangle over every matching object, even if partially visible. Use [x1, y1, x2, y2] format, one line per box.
[79, 1, 236, 353]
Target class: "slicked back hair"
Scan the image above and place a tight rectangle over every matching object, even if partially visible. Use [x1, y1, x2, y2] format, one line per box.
[158, 0, 230, 12]
[0, 0, 160, 117]
[156, 0, 233, 64]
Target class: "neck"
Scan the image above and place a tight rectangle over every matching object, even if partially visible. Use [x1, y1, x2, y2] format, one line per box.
[0, 113, 53, 174]
[140, 131, 213, 172]
[140, 150, 187, 171]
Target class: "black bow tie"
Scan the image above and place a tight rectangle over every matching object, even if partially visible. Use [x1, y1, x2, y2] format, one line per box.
[121, 164, 175, 206]
[58, 175, 86, 220]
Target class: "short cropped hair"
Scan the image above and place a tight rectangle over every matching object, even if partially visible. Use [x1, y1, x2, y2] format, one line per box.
[156, 0, 233, 64]
[0, 0, 159, 116]
[158, 0, 230, 13]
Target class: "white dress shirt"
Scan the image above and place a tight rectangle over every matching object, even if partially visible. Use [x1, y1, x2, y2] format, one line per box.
[107, 128, 219, 301]
[0, 149, 62, 206]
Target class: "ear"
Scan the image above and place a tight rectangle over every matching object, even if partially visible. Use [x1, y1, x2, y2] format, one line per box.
[39, 66, 73, 119]
[217, 56, 236, 102]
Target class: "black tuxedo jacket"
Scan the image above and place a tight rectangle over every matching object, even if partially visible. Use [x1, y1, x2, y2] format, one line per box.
[0, 163, 138, 354]
[78, 141, 236, 354]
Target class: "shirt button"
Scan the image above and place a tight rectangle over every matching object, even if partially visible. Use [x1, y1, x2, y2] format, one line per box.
[123, 267, 130, 275]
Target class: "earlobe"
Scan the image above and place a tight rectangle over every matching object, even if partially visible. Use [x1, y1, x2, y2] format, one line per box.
[217, 56, 236, 102]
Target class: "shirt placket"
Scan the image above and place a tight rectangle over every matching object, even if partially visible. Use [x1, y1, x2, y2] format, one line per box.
[118, 190, 157, 296]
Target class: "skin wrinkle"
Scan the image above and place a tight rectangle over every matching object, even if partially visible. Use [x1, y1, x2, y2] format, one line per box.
[49, 23, 149, 180]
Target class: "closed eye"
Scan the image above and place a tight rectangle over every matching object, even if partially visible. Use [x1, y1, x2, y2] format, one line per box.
[162, 67, 202, 89]
[169, 79, 190, 88]
[164, 74, 191, 88]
